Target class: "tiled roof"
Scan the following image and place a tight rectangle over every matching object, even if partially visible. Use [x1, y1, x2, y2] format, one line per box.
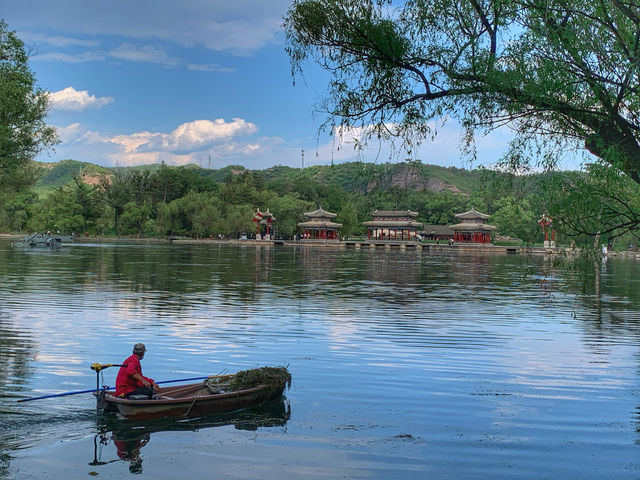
[363, 220, 423, 228]
[304, 207, 337, 218]
[370, 209, 419, 218]
[298, 220, 342, 228]
[455, 207, 490, 220]
[450, 222, 497, 231]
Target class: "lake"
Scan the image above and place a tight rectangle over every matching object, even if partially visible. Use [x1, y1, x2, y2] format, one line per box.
[1, 239, 639, 479]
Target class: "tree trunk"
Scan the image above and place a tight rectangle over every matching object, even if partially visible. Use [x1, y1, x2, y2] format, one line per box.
[585, 124, 640, 184]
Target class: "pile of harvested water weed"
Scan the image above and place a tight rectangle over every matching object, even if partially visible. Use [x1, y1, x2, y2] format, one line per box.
[226, 366, 291, 396]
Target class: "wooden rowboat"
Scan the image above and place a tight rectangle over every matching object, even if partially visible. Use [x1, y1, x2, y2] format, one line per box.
[97, 372, 289, 421]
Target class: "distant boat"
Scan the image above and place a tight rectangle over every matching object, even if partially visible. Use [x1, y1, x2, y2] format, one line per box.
[11, 232, 75, 248]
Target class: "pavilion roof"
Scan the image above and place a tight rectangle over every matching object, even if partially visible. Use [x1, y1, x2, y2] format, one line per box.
[450, 222, 497, 231]
[363, 220, 423, 228]
[304, 207, 337, 219]
[370, 209, 419, 218]
[256, 208, 275, 220]
[298, 220, 342, 229]
[455, 207, 490, 220]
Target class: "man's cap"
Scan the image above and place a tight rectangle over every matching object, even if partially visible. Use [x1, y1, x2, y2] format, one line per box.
[133, 343, 146, 354]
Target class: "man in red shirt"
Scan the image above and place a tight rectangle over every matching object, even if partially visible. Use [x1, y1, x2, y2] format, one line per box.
[115, 343, 158, 398]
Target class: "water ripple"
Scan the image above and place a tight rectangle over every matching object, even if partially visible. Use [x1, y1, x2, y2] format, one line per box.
[1, 242, 640, 479]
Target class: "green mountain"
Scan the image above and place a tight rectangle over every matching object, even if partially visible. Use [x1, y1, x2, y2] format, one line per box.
[32, 159, 487, 197]
[34, 159, 112, 195]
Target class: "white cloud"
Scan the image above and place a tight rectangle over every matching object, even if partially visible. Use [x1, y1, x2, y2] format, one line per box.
[108, 151, 195, 167]
[108, 43, 181, 66]
[49, 87, 114, 111]
[332, 124, 399, 148]
[45, 118, 261, 166]
[290, 120, 514, 170]
[56, 123, 84, 142]
[109, 131, 157, 152]
[44, 120, 458, 170]
[55, 123, 113, 147]
[34, 43, 234, 71]
[40, 117, 516, 172]
[187, 64, 235, 73]
[9, 0, 291, 53]
[34, 51, 107, 63]
[130, 119, 259, 152]
[20, 32, 98, 47]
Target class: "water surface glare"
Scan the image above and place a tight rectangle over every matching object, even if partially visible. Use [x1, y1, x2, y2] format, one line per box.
[1, 240, 639, 479]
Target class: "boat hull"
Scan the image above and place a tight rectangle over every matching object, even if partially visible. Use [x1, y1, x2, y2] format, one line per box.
[101, 382, 285, 421]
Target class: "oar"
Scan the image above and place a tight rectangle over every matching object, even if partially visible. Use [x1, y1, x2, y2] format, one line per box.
[17, 376, 211, 403]
[17, 387, 106, 402]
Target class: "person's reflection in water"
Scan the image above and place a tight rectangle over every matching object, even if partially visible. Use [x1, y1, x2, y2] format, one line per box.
[99, 399, 291, 474]
[113, 433, 150, 474]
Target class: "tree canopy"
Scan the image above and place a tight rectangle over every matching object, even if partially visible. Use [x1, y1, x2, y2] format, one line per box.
[2, 156, 636, 247]
[284, 0, 640, 182]
[0, 20, 57, 193]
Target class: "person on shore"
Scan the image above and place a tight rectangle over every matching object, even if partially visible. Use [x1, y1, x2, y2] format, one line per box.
[115, 343, 158, 399]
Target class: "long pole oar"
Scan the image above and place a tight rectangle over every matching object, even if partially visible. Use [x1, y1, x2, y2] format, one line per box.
[17, 375, 211, 403]
[156, 376, 210, 385]
[17, 387, 107, 402]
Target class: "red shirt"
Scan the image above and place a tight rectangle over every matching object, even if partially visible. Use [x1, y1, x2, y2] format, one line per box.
[115, 354, 154, 397]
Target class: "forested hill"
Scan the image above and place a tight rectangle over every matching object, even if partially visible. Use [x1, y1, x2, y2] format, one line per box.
[18, 158, 602, 245]
[34, 160, 112, 194]
[34, 159, 486, 196]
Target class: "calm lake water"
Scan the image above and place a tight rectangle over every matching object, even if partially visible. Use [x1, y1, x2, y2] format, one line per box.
[1, 239, 639, 479]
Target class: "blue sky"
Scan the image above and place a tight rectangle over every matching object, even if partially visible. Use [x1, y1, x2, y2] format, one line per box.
[3, 1, 541, 171]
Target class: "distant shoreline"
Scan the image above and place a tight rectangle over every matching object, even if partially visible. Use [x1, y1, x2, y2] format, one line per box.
[2, 234, 639, 259]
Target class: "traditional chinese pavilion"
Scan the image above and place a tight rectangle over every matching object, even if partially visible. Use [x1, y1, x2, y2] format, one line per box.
[252, 209, 275, 240]
[450, 207, 496, 243]
[363, 210, 422, 241]
[298, 207, 342, 240]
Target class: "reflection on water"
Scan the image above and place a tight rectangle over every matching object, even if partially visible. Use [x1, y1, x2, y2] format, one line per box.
[92, 399, 291, 474]
[1, 240, 640, 479]
[0, 319, 35, 397]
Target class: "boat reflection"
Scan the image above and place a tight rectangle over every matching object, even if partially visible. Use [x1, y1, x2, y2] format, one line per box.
[90, 398, 291, 474]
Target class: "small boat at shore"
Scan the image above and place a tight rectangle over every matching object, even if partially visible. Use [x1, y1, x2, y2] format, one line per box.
[96, 367, 291, 421]
[11, 232, 75, 248]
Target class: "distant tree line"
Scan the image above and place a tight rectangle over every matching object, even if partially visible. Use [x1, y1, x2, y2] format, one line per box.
[0, 158, 631, 249]
[2, 158, 640, 249]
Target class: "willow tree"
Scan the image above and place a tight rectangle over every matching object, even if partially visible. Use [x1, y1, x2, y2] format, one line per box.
[0, 20, 57, 194]
[284, 1, 640, 182]
[544, 162, 640, 244]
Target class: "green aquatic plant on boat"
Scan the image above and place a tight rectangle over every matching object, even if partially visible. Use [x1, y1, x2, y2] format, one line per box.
[210, 366, 291, 397]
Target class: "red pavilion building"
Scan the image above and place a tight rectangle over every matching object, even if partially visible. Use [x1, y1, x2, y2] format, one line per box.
[450, 208, 496, 244]
[298, 207, 342, 240]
